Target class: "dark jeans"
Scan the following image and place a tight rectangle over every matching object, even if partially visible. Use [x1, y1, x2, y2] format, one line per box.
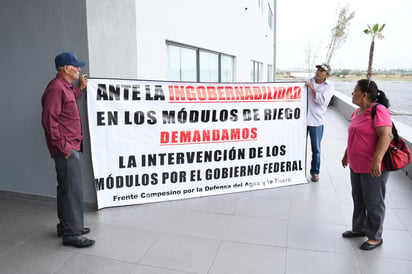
[307, 125, 324, 175]
[350, 169, 389, 241]
[54, 149, 84, 239]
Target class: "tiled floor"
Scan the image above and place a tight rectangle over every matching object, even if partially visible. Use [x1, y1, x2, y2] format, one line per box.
[1, 107, 412, 274]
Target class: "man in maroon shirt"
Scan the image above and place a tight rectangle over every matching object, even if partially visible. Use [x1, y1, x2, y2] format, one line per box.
[42, 52, 94, 248]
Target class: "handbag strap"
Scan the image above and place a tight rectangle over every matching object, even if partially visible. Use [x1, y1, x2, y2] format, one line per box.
[371, 103, 399, 145]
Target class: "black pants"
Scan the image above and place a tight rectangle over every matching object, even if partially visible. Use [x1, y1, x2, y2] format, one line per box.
[54, 149, 84, 239]
[350, 169, 389, 241]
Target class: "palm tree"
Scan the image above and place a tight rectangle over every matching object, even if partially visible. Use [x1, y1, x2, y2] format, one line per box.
[363, 23, 385, 80]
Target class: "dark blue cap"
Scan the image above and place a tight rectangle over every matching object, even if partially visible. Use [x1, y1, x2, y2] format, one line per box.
[55, 52, 86, 68]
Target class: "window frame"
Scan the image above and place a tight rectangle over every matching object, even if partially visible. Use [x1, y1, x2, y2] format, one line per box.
[166, 41, 235, 83]
[251, 60, 263, 83]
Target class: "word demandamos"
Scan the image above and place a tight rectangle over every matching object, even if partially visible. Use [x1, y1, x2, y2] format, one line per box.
[160, 127, 257, 144]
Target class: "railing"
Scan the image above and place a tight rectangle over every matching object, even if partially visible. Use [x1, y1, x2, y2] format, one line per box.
[332, 91, 412, 179]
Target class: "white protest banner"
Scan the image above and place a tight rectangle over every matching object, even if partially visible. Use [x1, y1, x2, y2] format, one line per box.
[87, 79, 308, 209]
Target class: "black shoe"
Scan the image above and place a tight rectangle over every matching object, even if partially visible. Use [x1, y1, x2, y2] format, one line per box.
[360, 239, 383, 250]
[63, 235, 95, 248]
[57, 224, 91, 237]
[342, 230, 366, 238]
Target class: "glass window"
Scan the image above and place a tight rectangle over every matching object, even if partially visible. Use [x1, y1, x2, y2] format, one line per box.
[268, 4, 273, 29]
[180, 47, 197, 81]
[221, 54, 235, 82]
[251, 60, 263, 82]
[267, 64, 273, 82]
[167, 45, 180, 81]
[167, 44, 196, 82]
[167, 42, 236, 83]
[200, 51, 219, 82]
[259, 0, 264, 13]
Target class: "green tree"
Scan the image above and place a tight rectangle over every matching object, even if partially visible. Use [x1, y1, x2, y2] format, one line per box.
[364, 23, 385, 80]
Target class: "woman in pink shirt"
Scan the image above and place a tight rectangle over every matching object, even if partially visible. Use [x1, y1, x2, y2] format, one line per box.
[341, 79, 392, 250]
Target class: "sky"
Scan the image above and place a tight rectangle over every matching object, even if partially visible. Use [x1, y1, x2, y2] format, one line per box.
[276, 0, 412, 70]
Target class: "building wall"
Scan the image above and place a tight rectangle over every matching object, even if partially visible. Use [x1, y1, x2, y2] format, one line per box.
[0, 0, 95, 202]
[86, 0, 138, 78]
[135, 0, 275, 81]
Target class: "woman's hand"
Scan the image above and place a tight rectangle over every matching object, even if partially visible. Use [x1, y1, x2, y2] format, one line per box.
[371, 125, 392, 177]
[370, 159, 382, 177]
[342, 149, 348, 168]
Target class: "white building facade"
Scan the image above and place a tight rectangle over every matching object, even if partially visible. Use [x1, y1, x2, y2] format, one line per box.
[88, 0, 275, 82]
